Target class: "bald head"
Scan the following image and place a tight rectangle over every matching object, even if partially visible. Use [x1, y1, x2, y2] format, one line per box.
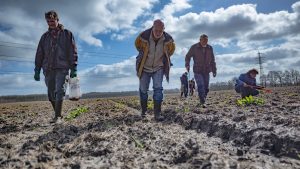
[153, 19, 164, 29]
[152, 19, 165, 39]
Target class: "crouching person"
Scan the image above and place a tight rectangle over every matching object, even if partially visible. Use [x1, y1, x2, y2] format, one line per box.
[34, 10, 78, 123]
[135, 19, 175, 121]
[235, 69, 259, 98]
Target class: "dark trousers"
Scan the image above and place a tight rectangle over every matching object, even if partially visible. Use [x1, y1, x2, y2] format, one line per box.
[240, 87, 259, 98]
[44, 69, 69, 101]
[181, 84, 188, 98]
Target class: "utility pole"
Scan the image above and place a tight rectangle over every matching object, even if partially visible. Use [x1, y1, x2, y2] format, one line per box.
[257, 51, 265, 86]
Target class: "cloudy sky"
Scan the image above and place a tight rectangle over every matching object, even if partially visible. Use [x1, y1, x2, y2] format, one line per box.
[0, 0, 299, 96]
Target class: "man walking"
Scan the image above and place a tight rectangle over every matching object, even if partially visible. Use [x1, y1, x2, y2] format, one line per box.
[135, 19, 175, 121]
[34, 10, 78, 123]
[185, 34, 217, 108]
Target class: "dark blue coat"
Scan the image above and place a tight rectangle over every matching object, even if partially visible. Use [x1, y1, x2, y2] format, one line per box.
[180, 74, 188, 85]
[235, 73, 256, 93]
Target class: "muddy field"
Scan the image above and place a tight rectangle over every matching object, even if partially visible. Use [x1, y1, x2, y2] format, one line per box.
[0, 86, 299, 169]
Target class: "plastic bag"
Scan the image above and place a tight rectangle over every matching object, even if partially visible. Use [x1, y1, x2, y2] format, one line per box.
[69, 76, 81, 101]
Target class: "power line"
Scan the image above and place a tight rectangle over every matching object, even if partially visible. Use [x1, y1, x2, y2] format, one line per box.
[256, 51, 266, 86]
[0, 57, 33, 63]
[0, 41, 35, 46]
[0, 41, 134, 58]
[0, 54, 133, 66]
[0, 70, 134, 79]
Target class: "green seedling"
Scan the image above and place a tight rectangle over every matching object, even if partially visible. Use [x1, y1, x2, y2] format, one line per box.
[236, 95, 265, 106]
[147, 101, 154, 110]
[115, 102, 125, 110]
[65, 106, 88, 121]
[184, 106, 190, 113]
[130, 135, 144, 149]
[29, 112, 38, 117]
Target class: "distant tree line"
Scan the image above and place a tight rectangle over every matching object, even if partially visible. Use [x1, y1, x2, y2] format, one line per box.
[210, 69, 300, 91]
[0, 94, 48, 103]
[0, 89, 180, 103]
[260, 69, 300, 87]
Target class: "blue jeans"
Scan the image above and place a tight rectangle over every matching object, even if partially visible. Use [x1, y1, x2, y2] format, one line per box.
[44, 69, 69, 101]
[194, 73, 210, 103]
[139, 69, 164, 103]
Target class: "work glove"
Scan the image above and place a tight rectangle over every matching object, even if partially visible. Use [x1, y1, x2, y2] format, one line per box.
[213, 72, 217, 77]
[70, 68, 77, 78]
[34, 69, 40, 81]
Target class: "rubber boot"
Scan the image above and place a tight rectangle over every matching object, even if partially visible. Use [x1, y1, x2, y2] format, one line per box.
[141, 100, 147, 118]
[154, 101, 164, 121]
[50, 101, 55, 111]
[50, 100, 63, 123]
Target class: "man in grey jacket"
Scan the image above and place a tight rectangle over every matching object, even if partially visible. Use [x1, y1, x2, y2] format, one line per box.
[34, 10, 78, 123]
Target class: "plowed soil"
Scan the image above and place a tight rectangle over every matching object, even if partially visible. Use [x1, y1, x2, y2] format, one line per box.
[0, 86, 299, 169]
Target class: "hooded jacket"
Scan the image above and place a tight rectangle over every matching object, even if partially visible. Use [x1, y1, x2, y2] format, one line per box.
[235, 73, 257, 93]
[135, 27, 175, 82]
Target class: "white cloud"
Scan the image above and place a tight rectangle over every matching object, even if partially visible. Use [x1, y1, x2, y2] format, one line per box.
[160, 0, 192, 18]
[0, 0, 157, 48]
[150, 2, 300, 53]
[0, 74, 46, 95]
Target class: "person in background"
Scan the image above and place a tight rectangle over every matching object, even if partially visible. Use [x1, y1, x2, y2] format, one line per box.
[235, 69, 260, 98]
[185, 34, 217, 108]
[34, 10, 78, 123]
[189, 78, 196, 96]
[180, 72, 188, 98]
[135, 19, 175, 121]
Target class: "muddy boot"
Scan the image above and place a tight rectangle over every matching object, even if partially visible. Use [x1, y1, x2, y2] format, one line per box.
[154, 101, 164, 121]
[141, 100, 147, 118]
[50, 100, 63, 123]
[196, 102, 207, 108]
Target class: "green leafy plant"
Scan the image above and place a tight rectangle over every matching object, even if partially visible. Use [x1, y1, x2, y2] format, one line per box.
[65, 106, 88, 121]
[115, 102, 125, 110]
[184, 106, 190, 113]
[237, 95, 265, 106]
[147, 100, 154, 110]
[130, 135, 144, 149]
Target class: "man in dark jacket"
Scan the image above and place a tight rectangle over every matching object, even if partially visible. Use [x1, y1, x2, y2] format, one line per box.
[135, 19, 175, 121]
[235, 69, 259, 98]
[185, 34, 217, 108]
[180, 72, 188, 98]
[34, 10, 78, 123]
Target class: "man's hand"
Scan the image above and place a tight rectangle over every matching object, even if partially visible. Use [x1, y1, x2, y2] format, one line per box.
[186, 66, 190, 72]
[213, 72, 217, 77]
[70, 68, 77, 78]
[34, 70, 40, 81]
[244, 83, 253, 88]
[255, 85, 264, 89]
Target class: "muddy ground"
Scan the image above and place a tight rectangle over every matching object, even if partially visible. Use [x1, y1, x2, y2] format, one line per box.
[0, 86, 299, 169]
